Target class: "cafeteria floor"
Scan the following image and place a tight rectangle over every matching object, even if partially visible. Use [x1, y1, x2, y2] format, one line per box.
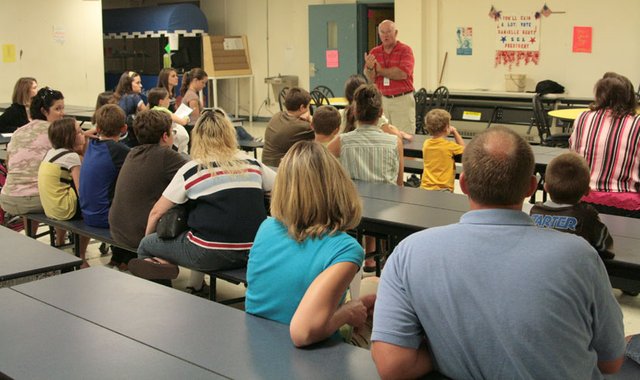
[63, 119, 640, 338]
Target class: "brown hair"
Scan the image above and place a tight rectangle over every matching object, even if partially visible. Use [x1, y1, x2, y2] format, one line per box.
[425, 109, 451, 135]
[180, 68, 208, 97]
[311, 106, 341, 136]
[48, 117, 77, 150]
[111, 71, 140, 103]
[12, 77, 37, 105]
[591, 72, 637, 119]
[94, 104, 126, 137]
[271, 140, 362, 242]
[544, 152, 591, 204]
[284, 87, 311, 112]
[462, 127, 534, 205]
[157, 68, 177, 98]
[147, 87, 169, 108]
[133, 110, 172, 145]
[92, 91, 114, 124]
[343, 75, 368, 133]
[353, 84, 382, 124]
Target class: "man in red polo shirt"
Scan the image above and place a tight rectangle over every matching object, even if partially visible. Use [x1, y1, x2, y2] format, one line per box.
[364, 20, 415, 135]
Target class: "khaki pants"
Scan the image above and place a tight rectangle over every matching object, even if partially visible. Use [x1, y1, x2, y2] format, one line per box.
[0, 193, 43, 216]
[382, 93, 416, 135]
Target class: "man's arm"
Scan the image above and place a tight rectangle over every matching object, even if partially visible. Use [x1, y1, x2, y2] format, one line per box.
[371, 341, 432, 380]
[374, 65, 408, 81]
[598, 357, 624, 374]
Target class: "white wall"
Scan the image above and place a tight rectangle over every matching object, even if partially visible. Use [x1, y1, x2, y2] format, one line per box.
[0, 0, 104, 107]
[415, 0, 640, 96]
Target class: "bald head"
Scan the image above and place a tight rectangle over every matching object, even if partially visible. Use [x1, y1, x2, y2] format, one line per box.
[461, 127, 535, 206]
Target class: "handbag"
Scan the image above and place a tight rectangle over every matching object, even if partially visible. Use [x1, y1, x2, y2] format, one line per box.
[156, 204, 189, 239]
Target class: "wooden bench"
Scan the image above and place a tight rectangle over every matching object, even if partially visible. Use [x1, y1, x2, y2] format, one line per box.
[24, 214, 136, 257]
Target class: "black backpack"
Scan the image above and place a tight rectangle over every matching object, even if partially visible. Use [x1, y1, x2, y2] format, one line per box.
[535, 80, 565, 95]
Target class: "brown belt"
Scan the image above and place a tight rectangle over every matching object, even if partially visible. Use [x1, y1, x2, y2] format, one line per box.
[383, 90, 414, 98]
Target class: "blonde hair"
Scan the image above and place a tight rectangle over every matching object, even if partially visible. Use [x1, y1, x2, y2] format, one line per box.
[425, 109, 451, 135]
[190, 108, 244, 173]
[271, 141, 362, 242]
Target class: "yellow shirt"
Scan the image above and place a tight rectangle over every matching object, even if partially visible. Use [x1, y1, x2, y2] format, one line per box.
[420, 137, 464, 191]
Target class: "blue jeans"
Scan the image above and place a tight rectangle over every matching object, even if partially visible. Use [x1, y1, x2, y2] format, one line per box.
[137, 231, 248, 272]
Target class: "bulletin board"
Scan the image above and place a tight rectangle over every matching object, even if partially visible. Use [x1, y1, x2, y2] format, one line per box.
[202, 34, 252, 77]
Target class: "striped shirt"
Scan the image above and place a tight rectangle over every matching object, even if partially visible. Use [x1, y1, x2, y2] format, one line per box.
[339, 124, 399, 184]
[570, 109, 640, 193]
[163, 152, 276, 250]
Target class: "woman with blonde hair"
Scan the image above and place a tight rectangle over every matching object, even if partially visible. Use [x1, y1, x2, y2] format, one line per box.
[0, 77, 38, 133]
[129, 108, 276, 287]
[246, 140, 375, 347]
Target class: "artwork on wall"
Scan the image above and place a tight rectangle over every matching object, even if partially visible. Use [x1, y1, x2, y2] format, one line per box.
[490, 5, 543, 68]
[456, 27, 473, 56]
[572, 26, 592, 53]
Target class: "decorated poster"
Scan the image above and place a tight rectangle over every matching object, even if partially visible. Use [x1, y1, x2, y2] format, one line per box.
[494, 14, 540, 67]
[572, 26, 592, 53]
[456, 27, 473, 56]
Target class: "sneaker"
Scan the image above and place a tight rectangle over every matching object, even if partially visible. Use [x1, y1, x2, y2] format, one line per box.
[128, 258, 179, 280]
[185, 282, 210, 298]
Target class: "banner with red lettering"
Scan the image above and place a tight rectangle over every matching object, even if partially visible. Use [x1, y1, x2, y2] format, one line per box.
[494, 14, 540, 68]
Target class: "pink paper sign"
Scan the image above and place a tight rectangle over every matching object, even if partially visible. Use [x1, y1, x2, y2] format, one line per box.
[326, 50, 339, 68]
[573, 26, 592, 53]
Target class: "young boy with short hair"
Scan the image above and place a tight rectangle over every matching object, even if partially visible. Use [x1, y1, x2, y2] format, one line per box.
[311, 105, 341, 146]
[79, 104, 133, 269]
[147, 87, 190, 154]
[420, 109, 465, 191]
[530, 152, 614, 259]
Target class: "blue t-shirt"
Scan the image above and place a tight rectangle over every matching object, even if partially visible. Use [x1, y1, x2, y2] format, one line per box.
[79, 139, 129, 228]
[245, 217, 364, 325]
[118, 93, 143, 117]
[372, 209, 625, 379]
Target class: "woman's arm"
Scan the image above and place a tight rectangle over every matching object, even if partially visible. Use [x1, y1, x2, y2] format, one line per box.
[396, 136, 405, 187]
[290, 261, 374, 347]
[145, 196, 176, 235]
[70, 166, 81, 193]
[327, 136, 341, 157]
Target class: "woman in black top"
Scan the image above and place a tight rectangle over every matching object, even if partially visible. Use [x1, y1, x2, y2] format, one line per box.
[0, 77, 38, 133]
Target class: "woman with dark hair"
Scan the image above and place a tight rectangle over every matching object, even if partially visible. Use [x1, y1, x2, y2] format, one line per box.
[0, 87, 65, 230]
[157, 68, 179, 112]
[570, 72, 640, 218]
[0, 77, 38, 133]
[341, 75, 412, 141]
[179, 68, 208, 127]
[110, 71, 148, 147]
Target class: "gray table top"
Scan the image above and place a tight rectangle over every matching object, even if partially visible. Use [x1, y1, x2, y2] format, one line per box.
[0, 288, 221, 379]
[0, 226, 81, 281]
[356, 180, 469, 212]
[404, 134, 569, 163]
[13, 267, 379, 379]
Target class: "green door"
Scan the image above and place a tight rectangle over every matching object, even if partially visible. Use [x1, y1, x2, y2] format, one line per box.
[308, 4, 366, 96]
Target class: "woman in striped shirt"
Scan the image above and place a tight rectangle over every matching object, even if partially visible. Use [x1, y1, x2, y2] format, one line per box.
[570, 72, 640, 218]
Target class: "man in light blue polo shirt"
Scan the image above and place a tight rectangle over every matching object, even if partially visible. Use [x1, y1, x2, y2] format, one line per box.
[371, 126, 625, 379]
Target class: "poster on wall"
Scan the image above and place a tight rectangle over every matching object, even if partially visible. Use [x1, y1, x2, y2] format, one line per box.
[456, 27, 473, 56]
[493, 13, 540, 68]
[326, 50, 339, 68]
[2, 44, 16, 63]
[572, 26, 592, 53]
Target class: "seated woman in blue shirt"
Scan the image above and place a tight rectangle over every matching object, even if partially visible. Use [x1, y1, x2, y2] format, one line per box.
[245, 140, 375, 347]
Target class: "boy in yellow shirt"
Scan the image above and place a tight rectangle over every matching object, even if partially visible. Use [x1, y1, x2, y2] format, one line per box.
[420, 109, 465, 191]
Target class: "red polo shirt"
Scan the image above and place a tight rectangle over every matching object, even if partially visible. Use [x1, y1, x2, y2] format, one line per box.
[369, 41, 415, 96]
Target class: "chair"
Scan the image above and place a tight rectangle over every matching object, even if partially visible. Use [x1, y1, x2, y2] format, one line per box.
[312, 85, 334, 98]
[414, 88, 429, 134]
[309, 89, 331, 115]
[429, 86, 450, 112]
[278, 87, 289, 111]
[531, 94, 570, 148]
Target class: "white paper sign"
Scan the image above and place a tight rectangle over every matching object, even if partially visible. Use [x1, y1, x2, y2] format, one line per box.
[223, 38, 244, 50]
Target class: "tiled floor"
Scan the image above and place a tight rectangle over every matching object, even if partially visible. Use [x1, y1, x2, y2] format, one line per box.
[42, 119, 640, 335]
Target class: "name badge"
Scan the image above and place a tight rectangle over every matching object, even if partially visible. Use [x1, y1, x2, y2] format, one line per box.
[383, 77, 390, 87]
